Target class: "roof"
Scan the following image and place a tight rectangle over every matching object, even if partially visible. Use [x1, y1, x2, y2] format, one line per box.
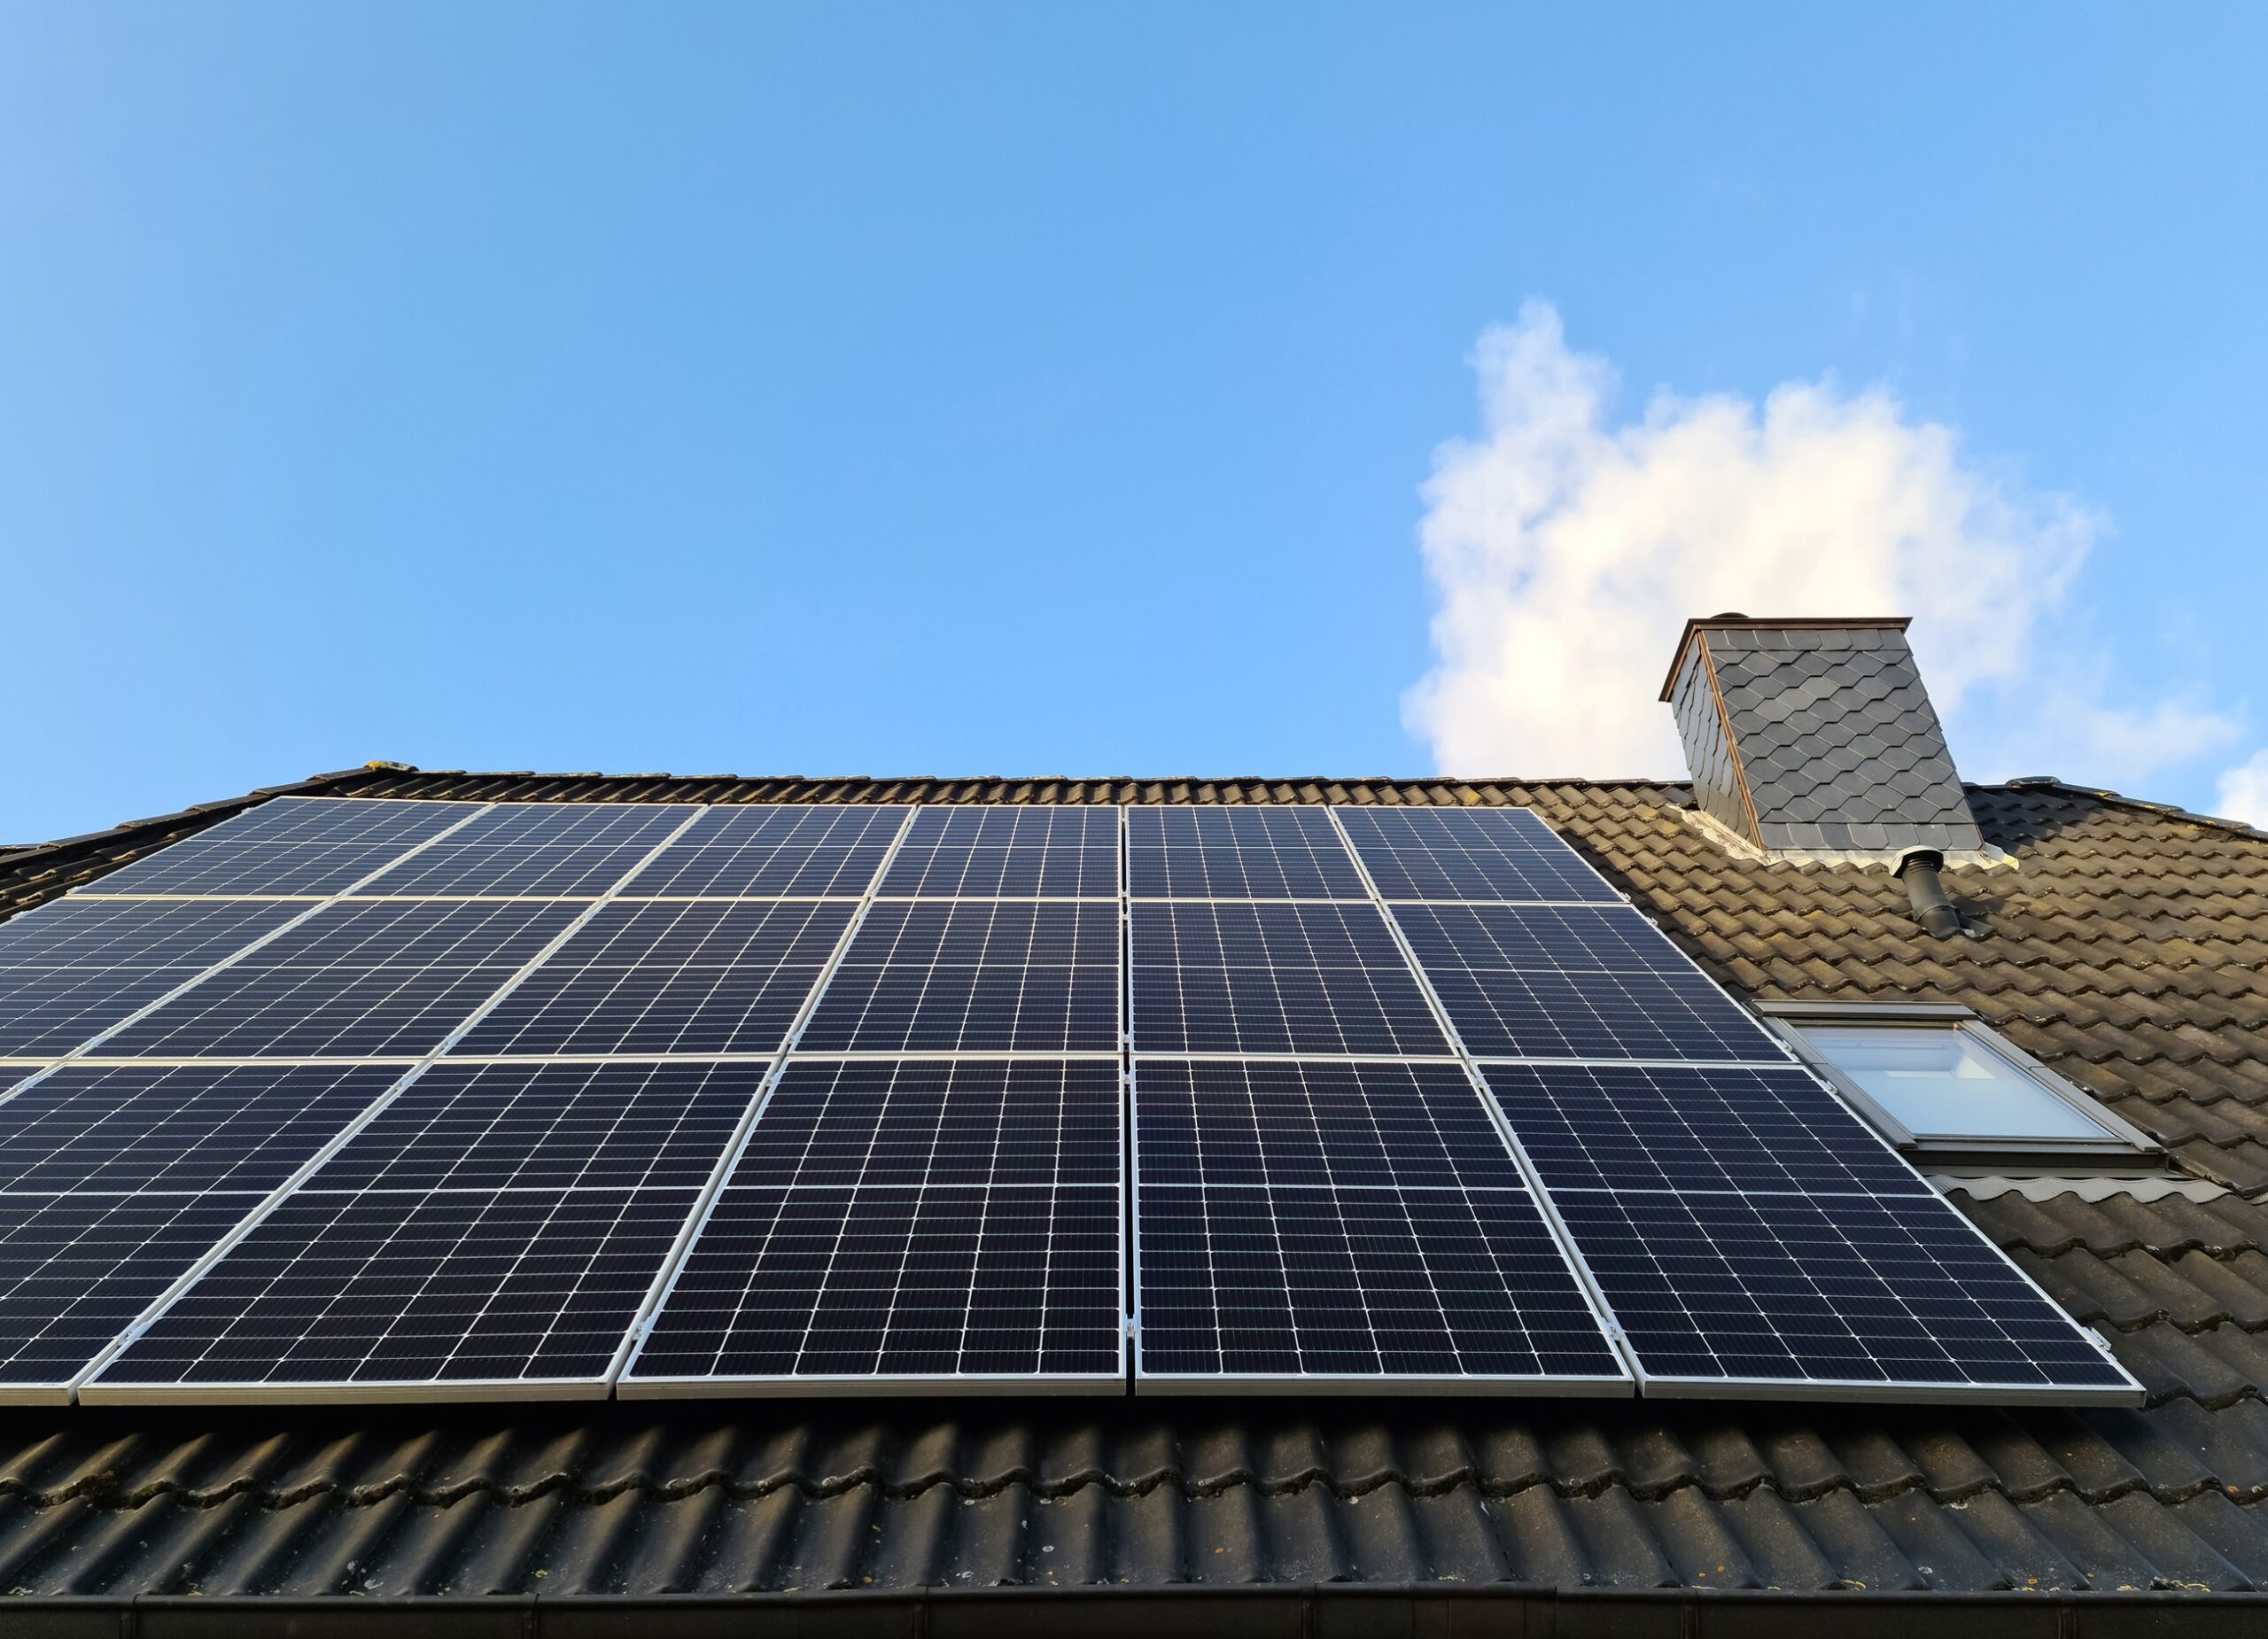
[2, 766, 2266, 1621]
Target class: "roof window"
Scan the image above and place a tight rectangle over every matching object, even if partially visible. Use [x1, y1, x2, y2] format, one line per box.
[1760, 1002, 2155, 1163]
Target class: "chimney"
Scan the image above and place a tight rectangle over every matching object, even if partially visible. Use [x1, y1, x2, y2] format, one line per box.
[1660, 615, 1984, 858]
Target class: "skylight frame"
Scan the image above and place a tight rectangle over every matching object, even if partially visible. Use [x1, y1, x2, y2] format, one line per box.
[1759, 1002, 2159, 1163]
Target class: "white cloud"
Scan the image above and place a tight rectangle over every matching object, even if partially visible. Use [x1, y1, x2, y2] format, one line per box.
[2217, 750, 2268, 828]
[1403, 301, 2234, 787]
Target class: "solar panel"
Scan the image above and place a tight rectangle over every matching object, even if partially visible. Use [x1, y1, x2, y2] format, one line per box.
[76, 798, 484, 897]
[0, 1192, 268, 1394]
[97, 900, 584, 1060]
[0, 898, 307, 1058]
[448, 899, 854, 1057]
[86, 1187, 698, 1397]
[85, 1060, 769, 1399]
[874, 807, 1117, 899]
[1125, 806, 1368, 900]
[310, 1060, 760, 1192]
[355, 804, 697, 897]
[1390, 903, 1791, 1062]
[1335, 804, 1620, 904]
[620, 804, 905, 898]
[1477, 1061, 2136, 1398]
[623, 1058, 1122, 1390]
[798, 900, 1120, 1053]
[1129, 900, 1451, 1057]
[0, 1062, 406, 1396]
[0, 1062, 407, 1195]
[1131, 1060, 1626, 1388]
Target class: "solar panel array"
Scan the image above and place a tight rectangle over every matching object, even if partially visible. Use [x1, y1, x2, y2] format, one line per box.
[0, 795, 2140, 1406]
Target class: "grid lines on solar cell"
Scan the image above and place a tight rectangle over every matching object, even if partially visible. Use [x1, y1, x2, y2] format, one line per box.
[874, 807, 1117, 899]
[312, 1060, 764, 1192]
[1479, 1061, 2130, 1392]
[628, 1060, 1121, 1382]
[93, 1187, 696, 1389]
[1392, 903, 1790, 1062]
[97, 900, 584, 1060]
[448, 899, 853, 1057]
[1129, 900, 1450, 1057]
[1125, 806, 1368, 900]
[92, 1061, 769, 1392]
[0, 1192, 266, 1387]
[0, 1062, 407, 1388]
[1336, 805, 1619, 904]
[1130, 1060, 1622, 1382]
[0, 898, 307, 1057]
[1482, 1063, 1932, 1199]
[798, 900, 1119, 1053]
[75, 798, 484, 897]
[619, 805, 905, 898]
[1557, 1191, 2130, 1389]
[355, 803, 696, 897]
[0, 1063, 408, 1196]
[1135, 1060, 1525, 1191]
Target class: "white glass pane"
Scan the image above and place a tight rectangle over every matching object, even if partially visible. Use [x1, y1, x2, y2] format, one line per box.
[1797, 1025, 2113, 1141]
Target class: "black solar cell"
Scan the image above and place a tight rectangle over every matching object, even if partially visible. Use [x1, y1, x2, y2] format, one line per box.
[800, 900, 1120, 1053]
[1336, 804, 1618, 904]
[1557, 1190, 2132, 1390]
[0, 1191, 268, 1387]
[621, 805, 905, 898]
[1129, 900, 1449, 1057]
[0, 899, 307, 1058]
[0, 1063, 405, 1195]
[625, 1060, 1123, 1386]
[94, 1186, 698, 1390]
[875, 807, 1117, 899]
[450, 899, 851, 1057]
[98, 900, 582, 1059]
[1393, 903, 1788, 1062]
[1125, 806, 1367, 900]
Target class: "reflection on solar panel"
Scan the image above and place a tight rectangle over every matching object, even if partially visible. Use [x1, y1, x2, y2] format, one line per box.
[1125, 806, 1367, 900]
[1336, 804, 1619, 904]
[799, 900, 1120, 1053]
[77, 799, 483, 897]
[0, 898, 307, 1057]
[1131, 1061, 1625, 1387]
[620, 805, 905, 898]
[1391, 903, 1790, 1062]
[99, 900, 583, 1059]
[625, 1059, 1122, 1389]
[875, 807, 1117, 898]
[449, 900, 853, 1057]
[1479, 1063, 2133, 1395]
[1129, 900, 1450, 1057]
[88, 1061, 769, 1398]
[357, 804, 695, 897]
[0, 1062, 405, 1394]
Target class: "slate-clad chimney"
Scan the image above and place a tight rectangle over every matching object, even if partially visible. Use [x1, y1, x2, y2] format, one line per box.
[1660, 616, 1984, 857]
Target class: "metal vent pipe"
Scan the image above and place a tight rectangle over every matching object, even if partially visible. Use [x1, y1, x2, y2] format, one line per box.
[1895, 849, 1961, 939]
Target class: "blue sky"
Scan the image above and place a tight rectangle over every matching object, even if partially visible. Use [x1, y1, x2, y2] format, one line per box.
[4, 4, 2261, 842]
